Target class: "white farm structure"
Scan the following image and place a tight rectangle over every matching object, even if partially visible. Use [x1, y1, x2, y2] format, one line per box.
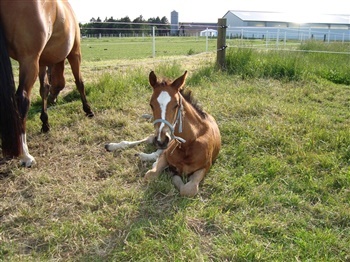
[200, 29, 218, 37]
[223, 11, 350, 41]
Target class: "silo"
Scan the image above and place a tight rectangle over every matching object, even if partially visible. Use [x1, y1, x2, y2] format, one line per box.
[171, 10, 179, 36]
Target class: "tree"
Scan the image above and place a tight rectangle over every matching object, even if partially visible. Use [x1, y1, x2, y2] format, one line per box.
[132, 16, 147, 35]
[80, 14, 170, 37]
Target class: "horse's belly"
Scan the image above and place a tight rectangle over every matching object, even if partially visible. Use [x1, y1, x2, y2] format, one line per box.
[39, 45, 71, 65]
[40, 32, 74, 64]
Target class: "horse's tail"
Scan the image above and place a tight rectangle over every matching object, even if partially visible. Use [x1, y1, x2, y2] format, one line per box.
[0, 23, 22, 157]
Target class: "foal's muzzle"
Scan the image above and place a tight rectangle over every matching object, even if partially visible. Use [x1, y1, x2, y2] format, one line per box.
[153, 134, 171, 149]
[152, 117, 186, 149]
[153, 119, 174, 149]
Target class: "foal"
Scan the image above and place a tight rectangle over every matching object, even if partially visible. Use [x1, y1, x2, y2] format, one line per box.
[106, 71, 221, 197]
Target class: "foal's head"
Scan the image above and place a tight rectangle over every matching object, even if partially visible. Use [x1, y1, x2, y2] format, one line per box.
[149, 71, 187, 149]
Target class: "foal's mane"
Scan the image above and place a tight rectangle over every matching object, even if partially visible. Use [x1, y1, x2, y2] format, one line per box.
[180, 88, 207, 119]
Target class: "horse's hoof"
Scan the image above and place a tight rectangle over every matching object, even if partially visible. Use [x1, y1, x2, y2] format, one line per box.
[41, 125, 50, 133]
[20, 155, 36, 168]
[86, 112, 94, 118]
[47, 95, 57, 106]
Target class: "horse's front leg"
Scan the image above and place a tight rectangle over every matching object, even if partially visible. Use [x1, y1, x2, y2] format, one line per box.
[19, 133, 36, 167]
[172, 168, 207, 197]
[144, 151, 168, 182]
[16, 60, 38, 167]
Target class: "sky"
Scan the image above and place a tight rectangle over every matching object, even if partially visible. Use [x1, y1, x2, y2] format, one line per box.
[69, 0, 350, 23]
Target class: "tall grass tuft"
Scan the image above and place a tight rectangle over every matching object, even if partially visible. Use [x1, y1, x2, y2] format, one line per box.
[225, 42, 350, 85]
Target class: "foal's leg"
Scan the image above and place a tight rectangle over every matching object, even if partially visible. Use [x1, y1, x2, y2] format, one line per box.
[172, 168, 207, 197]
[137, 149, 163, 162]
[105, 134, 154, 151]
[144, 152, 168, 181]
[39, 66, 50, 132]
[105, 135, 161, 162]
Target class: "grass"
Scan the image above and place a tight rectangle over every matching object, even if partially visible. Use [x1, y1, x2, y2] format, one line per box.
[225, 41, 350, 84]
[80, 37, 217, 61]
[1, 38, 350, 261]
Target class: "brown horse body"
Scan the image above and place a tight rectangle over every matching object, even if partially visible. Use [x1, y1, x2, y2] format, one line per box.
[106, 71, 221, 197]
[0, 0, 93, 166]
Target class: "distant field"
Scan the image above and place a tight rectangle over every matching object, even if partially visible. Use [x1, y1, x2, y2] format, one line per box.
[80, 36, 218, 61]
[79, 36, 307, 62]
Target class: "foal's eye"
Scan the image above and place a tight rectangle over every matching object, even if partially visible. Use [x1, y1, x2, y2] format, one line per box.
[150, 104, 154, 110]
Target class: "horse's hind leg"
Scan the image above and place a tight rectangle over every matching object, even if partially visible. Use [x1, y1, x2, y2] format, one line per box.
[67, 53, 94, 117]
[173, 168, 206, 197]
[39, 66, 50, 132]
[47, 61, 66, 105]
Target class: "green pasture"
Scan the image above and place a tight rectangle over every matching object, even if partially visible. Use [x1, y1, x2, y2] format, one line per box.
[80, 36, 218, 60]
[1, 38, 350, 261]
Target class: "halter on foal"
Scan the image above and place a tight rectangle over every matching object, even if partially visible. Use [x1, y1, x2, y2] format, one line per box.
[106, 71, 221, 197]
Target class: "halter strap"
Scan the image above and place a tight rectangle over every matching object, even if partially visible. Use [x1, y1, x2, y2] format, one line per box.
[152, 95, 186, 144]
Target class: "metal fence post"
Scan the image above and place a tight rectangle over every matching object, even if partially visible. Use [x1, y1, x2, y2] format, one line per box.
[152, 26, 156, 58]
[216, 18, 227, 70]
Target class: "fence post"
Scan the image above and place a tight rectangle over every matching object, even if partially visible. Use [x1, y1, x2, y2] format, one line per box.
[205, 28, 209, 52]
[152, 26, 156, 58]
[216, 18, 227, 70]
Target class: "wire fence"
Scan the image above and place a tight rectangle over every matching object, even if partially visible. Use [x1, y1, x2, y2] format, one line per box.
[79, 25, 350, 60]
[227, 26, 350, 43]
[81, 21, 350, 41]
[13, 22, 348, 73]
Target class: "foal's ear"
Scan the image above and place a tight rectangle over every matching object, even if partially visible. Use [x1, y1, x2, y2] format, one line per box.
[149, 71, 157, 88]
[171, 71, 188, 90]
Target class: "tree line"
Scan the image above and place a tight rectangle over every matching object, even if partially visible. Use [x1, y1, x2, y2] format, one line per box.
[80, 15, 172, 36]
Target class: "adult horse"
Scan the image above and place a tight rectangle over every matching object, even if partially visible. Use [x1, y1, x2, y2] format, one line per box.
[106, 71, 221, 197]
[0, 0, 94, 167]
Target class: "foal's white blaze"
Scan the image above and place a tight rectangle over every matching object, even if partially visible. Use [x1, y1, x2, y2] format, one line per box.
[156, 91, 171, 141]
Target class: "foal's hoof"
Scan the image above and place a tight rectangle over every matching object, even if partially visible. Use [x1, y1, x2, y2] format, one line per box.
[144, 170, 157, 182]
[105, 144, 112, 152]
[179, 181, 199, 197]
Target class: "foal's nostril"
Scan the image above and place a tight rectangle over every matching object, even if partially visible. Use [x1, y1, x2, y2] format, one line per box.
[154, 136, 170, 149]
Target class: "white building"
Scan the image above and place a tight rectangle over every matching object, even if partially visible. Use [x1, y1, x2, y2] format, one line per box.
[200, 29, 218, 37]
[223, 11, 350, 41]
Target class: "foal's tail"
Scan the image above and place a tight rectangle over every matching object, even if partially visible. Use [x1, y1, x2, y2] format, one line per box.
[0, 23, 22, 157]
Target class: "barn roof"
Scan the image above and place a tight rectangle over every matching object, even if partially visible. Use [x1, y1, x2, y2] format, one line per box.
[226, 11, 350, 25]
